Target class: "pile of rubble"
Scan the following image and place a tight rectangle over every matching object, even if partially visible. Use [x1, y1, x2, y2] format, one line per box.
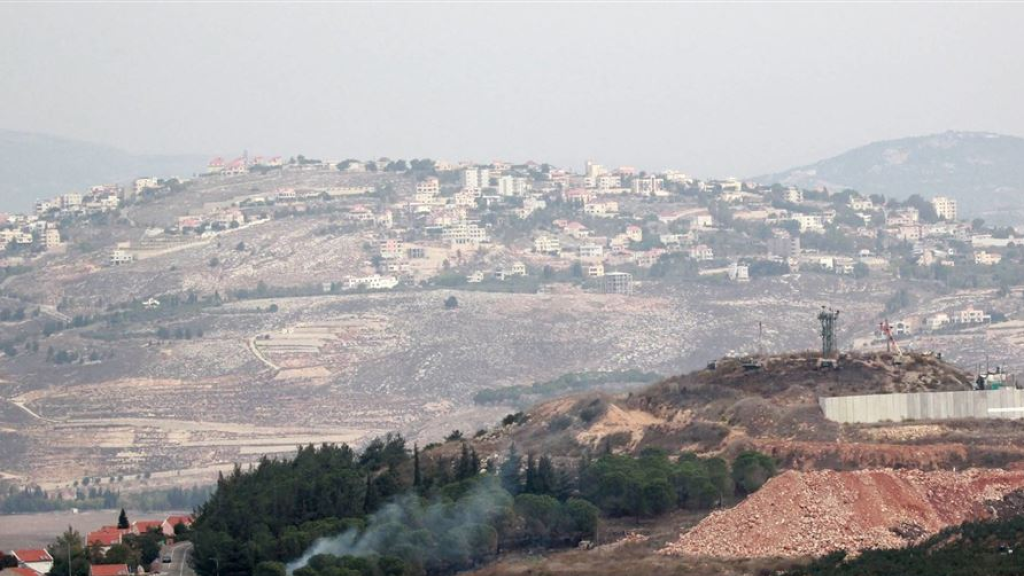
[661, 468, 1024, 558]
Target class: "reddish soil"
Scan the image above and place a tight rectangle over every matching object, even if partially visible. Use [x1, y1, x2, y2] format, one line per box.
[661, 468, 1024, 559]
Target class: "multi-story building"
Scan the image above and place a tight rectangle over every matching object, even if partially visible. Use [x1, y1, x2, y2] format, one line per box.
[42, 228, 62, 249]
[134, 177, 160, 195]
[533, 236, 561, 254]
[767, 231, 801, 259]
[461, 167, 490, 191]
[577, 243, 604, 260]
[603, 271, 634, 295]
[932, 196, 958, 221]
[631, 176, 664, 196]
[415, 177, 440, 197]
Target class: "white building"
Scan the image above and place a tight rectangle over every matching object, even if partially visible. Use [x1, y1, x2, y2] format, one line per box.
[461, 167, 491, 191]
[110, 249, 134, 266]
[932, 196, 958, 221]
[793, 214, 825, 233]
[784, 188, 803, 204]
[134, 177, 160, 195]
[533, 236, 561, 254]
[689, 244, 714, 261]
[728, 262, 750, 282]
[631, 176, 664, 196]
[415, 177, 440, 197]
[343, 274, 399, 290]
[577, 243, 604, 260]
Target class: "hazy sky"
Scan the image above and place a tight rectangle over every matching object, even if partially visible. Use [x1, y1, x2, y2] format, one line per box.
[1, 3, 1023, 177]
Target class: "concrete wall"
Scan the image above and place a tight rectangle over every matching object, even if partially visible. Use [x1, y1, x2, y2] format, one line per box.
[819, 388, 1024, 424]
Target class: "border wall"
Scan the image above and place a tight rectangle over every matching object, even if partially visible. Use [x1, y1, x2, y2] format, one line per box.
[819, 388, 1024, 424]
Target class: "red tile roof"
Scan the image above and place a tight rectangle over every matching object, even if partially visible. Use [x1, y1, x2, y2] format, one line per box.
[132, 520, 163, 533]
[12, 550, 51, 563]
[164, 515, 193, 526]
[86, 529, 124, 547]
[89, 564, 129, 576]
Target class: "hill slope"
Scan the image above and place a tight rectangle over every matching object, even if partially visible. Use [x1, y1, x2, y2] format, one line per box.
[756, 131, 1024, 224]
[0, 130, 206, 212]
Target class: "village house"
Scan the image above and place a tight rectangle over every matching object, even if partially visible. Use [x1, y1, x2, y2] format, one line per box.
[133, 177, 160, 195]
[533, 236, 561, 254]
[925, 313, 951, 331]
[609, 235, 630, 253]
[728, 262, 750, 282]
[109, 249, 134, 266]
[688, 244, 714, 261]
[625, 225, 643, 243]
[577, 243, 604, 260]
[42, 228, 62, 249]
[10, 550, 52, 575]
[415, 177, 440, 197]
[86, 527, 126, 551]
[631, 176, 664, 196]
[89, 565, 130, 576]
[466, 271, 484, 283]
[974, 250, 1002, 266]
[343, 275, 399, 290]
[563, 221, 590, 239]
[603, 271, 633, 295]
[585, 262, 605, 278]
[793, 214, 825, 233]
[955, 306, 990, 325]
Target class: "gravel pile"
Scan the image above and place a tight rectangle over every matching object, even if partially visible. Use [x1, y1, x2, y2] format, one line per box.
[661, 468, 1024, 558]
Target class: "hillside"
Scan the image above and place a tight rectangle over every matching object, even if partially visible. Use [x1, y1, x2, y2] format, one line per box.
[0, 130, 205, 212]
[756, 131, 1024, 224]
[476, 351, 1024, 473]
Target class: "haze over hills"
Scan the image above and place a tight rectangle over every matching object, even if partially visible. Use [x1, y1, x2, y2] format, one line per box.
[0, 130, 206, 213]
[756, 131, 1024, 225]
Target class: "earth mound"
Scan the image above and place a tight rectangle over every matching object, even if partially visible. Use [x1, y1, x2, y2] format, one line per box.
[661, 468, 1024, 558]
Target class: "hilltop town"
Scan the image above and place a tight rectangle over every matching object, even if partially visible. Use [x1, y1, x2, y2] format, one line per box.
[3, 153, 1024, 495]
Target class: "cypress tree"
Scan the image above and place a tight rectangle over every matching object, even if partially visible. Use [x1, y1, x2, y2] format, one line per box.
[413, 444, 422, 488]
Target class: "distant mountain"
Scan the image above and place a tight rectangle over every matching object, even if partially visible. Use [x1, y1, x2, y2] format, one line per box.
[755, 131, 1024, 225]
[0, 130, 206, 213]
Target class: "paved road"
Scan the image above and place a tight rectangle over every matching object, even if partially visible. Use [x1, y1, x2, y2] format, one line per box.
[161, 542, 195, 576]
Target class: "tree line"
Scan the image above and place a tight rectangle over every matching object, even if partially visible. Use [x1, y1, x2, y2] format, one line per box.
[187, 431, 776, 576]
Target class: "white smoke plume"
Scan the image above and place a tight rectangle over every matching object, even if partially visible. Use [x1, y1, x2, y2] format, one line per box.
[286, 477, 512, 573]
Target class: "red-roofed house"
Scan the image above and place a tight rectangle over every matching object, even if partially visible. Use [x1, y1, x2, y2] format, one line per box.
[89, 564, 130, 576]
[11, 550, 52, 575]
[207, 157, 225, 174]
[131, 520, 163, 535]
[224, 158, 247, 176]
[161, 515, 193, 537]
[86, 528, 125, 549]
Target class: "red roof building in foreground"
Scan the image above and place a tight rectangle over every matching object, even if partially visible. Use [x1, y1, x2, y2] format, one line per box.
[11, 550, 51, 564]
[86, 528, 125, 547]
[161, 515, 193, 536]
[131, 520, 163, 535]
[89, 564, 130, 576]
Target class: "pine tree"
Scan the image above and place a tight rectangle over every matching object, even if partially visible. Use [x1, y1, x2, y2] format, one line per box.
[413, 444, 422, 489]
[536, 455, 557, 496]
[117, 508, 130, 529]
[524, 453, 537, 494]
[457, 443, 473, 480]
[362, 475, 380, 513]
[499, 443, 522, 494]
